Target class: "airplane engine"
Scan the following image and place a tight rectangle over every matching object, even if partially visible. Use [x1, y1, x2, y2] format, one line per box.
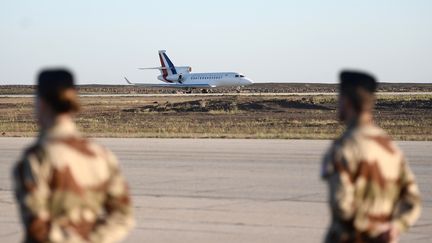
[166, 74, 183, 82]
[176, 66, 192, 74]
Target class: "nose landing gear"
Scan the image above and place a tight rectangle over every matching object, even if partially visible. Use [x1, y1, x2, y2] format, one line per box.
[236, 86, 242, 93]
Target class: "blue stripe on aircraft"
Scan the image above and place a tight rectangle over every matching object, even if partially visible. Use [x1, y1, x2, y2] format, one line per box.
[163, 53, 177, 74]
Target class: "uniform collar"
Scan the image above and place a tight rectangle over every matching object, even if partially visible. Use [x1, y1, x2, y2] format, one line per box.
[346, 115, 374, 130]
[40, 118, 80, 142]
[341, 118, 376, 140]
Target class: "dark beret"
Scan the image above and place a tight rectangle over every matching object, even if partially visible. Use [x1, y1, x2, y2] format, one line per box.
[37, 69, 75, 96]
[339, 70, 377, 93]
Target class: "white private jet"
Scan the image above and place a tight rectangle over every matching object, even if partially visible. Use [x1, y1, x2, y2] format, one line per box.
[124, 50, 253, 89]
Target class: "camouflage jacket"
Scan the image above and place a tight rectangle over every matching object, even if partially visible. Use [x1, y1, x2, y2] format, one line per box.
[13, 120, 134, 243]
[321, 123, 421, 242]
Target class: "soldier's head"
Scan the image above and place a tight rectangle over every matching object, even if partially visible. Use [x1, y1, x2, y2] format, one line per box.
[338, 70, 377, 123]
[36, 69, 80, 127]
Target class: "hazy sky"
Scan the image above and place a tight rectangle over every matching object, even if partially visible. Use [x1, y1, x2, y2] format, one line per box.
[1, 0, 431, 84]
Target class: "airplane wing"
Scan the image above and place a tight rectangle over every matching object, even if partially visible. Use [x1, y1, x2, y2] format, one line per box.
[124, 77, 216, 88]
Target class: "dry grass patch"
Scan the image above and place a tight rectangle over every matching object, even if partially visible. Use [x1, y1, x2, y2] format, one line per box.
[0, 94, 431, 140]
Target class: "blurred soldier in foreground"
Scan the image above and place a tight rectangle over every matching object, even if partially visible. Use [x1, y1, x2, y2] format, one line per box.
[321, 71, 421, 243]
[13, 69, 134, 243]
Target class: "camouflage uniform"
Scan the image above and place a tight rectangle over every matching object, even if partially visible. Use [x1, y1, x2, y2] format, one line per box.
[321, 123, 421, 242]
[13, 120, 134, 243]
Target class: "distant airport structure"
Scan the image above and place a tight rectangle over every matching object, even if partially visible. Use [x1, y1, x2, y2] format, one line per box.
[125, 50, 253, 89]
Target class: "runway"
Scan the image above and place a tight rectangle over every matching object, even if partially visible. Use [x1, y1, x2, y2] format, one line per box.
[0, 138, 430, 242]
[1, 92, 431, 98]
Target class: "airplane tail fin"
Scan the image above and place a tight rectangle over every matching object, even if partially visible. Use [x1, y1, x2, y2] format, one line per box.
[158, 50, 177, 76]
[138, 50, 191, 77]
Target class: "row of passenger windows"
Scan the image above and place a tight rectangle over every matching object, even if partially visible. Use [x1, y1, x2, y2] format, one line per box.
[191, 76, 223, 80]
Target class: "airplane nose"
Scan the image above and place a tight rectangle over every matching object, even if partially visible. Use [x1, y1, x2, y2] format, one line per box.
[243, 78, 253, 85]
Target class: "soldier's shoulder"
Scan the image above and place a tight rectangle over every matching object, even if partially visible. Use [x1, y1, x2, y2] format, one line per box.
[23, 142, 42, 156]
[332, 124, 393, 153]
[333, 127, 361, 151]
[19, 141, 45, 164]
[13, 141, 44, 180]
[44, 137, 120, 170]
[45, 137, 106, 157]
[71, 138, 120, 167]
[87, 140, 118, 163]
[353, 125, 403, 157]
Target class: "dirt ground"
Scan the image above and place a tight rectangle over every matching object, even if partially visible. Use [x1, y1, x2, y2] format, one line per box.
[0, 93, 431, 140]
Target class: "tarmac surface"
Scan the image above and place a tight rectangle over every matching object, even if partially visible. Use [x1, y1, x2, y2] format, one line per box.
[0, 138, 430, 242]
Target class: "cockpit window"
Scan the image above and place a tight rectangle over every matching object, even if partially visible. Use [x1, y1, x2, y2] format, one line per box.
[235, 75, 239, 77]
[240, 75, 245, 78]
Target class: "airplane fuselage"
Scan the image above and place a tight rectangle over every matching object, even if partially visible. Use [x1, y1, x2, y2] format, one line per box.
[157, 72, 252, 87]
